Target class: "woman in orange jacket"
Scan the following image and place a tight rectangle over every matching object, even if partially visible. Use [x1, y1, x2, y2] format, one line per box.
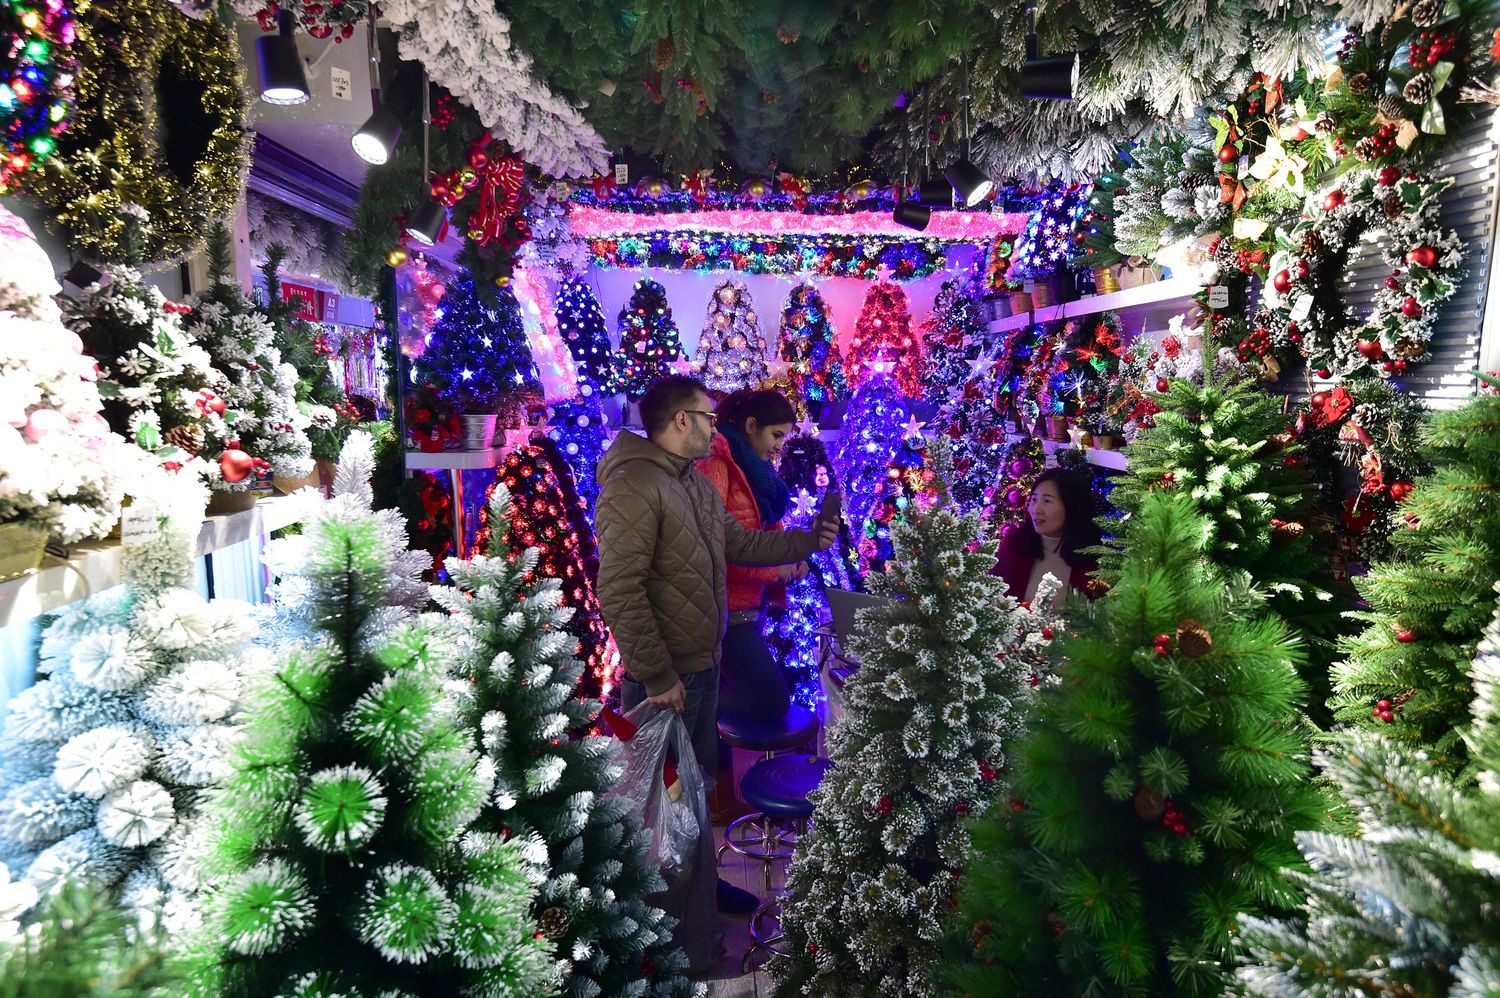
[697, 388, 806, 725]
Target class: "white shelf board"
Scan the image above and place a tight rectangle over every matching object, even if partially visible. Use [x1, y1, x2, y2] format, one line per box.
[1040, 437, 1129, 472]
[987, 276, 1202, 335]
[403, 448, 506, 471]
[0, 494, 311, 628]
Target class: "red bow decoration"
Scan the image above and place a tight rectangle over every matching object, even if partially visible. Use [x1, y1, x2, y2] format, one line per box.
[1161, 334, 1181, 359]
[1219, 173, 1248, 211]
[468, 138, 526, 247]
[590, 172, 617, 198]
[777, 171, 811, 209]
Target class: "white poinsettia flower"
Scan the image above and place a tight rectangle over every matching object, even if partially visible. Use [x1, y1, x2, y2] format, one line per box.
[54, 725, 154, 798]
[97, 779, 177, 848]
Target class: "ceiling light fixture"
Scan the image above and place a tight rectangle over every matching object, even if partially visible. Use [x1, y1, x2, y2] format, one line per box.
[1020, 8, 1080, 100]
[405, 71, 447, 246]
[943, 56, 993, 207]
[892, 102, 931, 232]
[351, 14, 401, 164]
[256, 10, 310, 106]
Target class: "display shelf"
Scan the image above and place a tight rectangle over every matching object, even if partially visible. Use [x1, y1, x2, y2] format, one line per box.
[403, 448, 506, 471]
[0, 493, 312, 628]
[1040, 437, 1130, 472]
[987, 276, 1201, 334]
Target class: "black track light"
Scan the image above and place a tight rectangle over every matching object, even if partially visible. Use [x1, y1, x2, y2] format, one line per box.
[944, 158, 994, 207]
[352, 103, 402, 165]
[405, 199, 447, 246]
[893, 199, 931, 231]
[1020, 31, 1079, 100]
[257, 10, 310, 106]
[917, 177, 953, 207]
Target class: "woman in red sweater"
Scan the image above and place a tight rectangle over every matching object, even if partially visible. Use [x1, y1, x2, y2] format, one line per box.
[697, 388, 806, 724]
[993, 467, 1104, 606]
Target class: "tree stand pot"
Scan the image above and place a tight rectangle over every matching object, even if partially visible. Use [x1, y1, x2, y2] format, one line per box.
[1094, 434, 1121, 451]
[273, 469, 319, 494]
[1046, 416, 1070, 442]
[1007, 290, 1033, 315]
[316, 459, 337, 498]
[0, 521, 49, 582]
[206, 489, 258, 515]
[461, 413, 498, 451]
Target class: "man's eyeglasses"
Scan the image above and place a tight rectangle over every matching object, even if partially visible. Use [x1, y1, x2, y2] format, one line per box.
[681, 409, 718, 425]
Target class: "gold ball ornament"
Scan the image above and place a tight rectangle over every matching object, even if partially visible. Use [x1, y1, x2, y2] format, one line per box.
[461, 167, 480, 189]
[387, 247, 409, 267]
[845, 180, 876, 200]
[495, 275, 511, 288]
[742, 178, 769, 201]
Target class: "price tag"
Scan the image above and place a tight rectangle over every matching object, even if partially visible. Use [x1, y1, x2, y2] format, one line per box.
[120, 503, 160, 547]
[330, 67, 353, 102]
[614, 163, 629, 185]
[1207, 285, 1230, 310]
[1289, 294, 1314, 322]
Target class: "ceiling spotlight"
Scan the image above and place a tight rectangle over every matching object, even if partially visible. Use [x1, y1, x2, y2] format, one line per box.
[1020, 32, 1079, 100]
[405, 199, 447, 246]
[918, 177, 953, 207]
[351, 16, 401, 164]
[944, 158, 993, 207]
[257, 10, 310, 106]
[893, 198, 931, 231]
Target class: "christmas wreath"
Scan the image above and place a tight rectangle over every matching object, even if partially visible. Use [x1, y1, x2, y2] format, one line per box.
[28, 0, 249, 264]
[1258, 166, 1463, 379]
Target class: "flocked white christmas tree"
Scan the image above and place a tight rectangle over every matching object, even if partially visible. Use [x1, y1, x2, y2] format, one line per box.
[769, 439, 1061, 996]
[695, 278, 769, 393]
[0, 466, 251, 935]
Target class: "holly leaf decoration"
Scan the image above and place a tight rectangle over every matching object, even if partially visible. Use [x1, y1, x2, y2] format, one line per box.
[1430, 61, 1455, 95]
[1210, 115, 1231, 151]
[1421, 100, 1447, 135]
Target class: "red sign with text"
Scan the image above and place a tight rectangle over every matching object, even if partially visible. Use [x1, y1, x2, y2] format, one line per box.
[281, 282, 341, 325]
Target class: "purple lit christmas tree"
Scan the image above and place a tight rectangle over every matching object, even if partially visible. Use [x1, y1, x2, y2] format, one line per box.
[613, 278, 685, 401]
[544, 395, 608, 514]
[554, 275, 615, 391]
[834, 373, 909, 562]
[696, 278, 770, 394]
[777, 283, 847, 419]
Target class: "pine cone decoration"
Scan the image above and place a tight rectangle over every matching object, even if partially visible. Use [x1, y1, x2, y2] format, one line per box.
[1180, 171, 1216, 191]
[1301, 230, 1324, 255]
[1354, 135, 1381, 161]
[1175, 619, 1213, 659]
[1403, 72, 1435, 104]
[1383, 194, 1405, 219]
[1377, 94, 1406, 120]
[1133, 786, 1166, 821]
[1314, 111, 1338, 133]
[1213, 237, 1238, 268]
[1411, 0, 1441, 27]
[163, 423, 205, 456]
[539, 906, 572, 940]
[1348, 72, 1372, 96]
[1394, 335, 1426, 358]
[654, 36, 675, 71]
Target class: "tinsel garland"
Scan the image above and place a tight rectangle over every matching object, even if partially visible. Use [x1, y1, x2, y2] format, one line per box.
[28, 0, 249, 264]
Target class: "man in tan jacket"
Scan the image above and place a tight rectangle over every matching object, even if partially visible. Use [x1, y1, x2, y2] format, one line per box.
[595, 375, 835, 970]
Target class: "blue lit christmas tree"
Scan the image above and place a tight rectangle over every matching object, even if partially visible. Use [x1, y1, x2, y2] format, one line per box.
[553, 275, 615, 391]
[778, 283, 847, 419]
[858, 427, 938, 574]
[415, 274, 540, 414]
[545, 396, 607, 515]
[613, 279, 685, 401]
[833, 373, 909, 563]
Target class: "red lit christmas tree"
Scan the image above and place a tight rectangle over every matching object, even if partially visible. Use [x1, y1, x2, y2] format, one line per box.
[844, 278, 923, 398]
[613, 278, 685, 401]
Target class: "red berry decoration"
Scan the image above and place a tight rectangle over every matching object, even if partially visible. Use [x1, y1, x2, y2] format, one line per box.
[219, 448, 255, 484]
[1377, 166, 1401, 186]
[1401, 297, 1423, 318]
[1396, 629, 1416, 643]
[877, 794, 892, 816]
[1041, 627, 1054, 641]
[1384, 276, 1400, 290]
[1357, 339, 1385, 361]
[1405, 245, 1438, 269]
[1272, 269, 1293, 293]
[1316, 368, 1332, 379]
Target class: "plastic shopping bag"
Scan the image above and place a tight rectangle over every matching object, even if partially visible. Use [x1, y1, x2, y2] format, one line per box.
[600, 702, 710, 884]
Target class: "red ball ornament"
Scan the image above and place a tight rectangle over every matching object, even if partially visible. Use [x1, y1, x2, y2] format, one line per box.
[1396, 629, 1416, 643]
[1389, 481, 1414, 501]
[1405, 245, 1438, 269]
[468, 147, 489, 171]
[1384, 276, 1400, 290]
[1310, 391, 1329, 408]
[1272, 269, 1293, 293]
[1377, 166, 1401, 186]
[1316, 368, 1332, 379]
[1155, 378, 1169, 393]
[1041, 627, 1054, 641]
[1357, 339, 1385, 360]
[1401, 297, 1423, 318]
[1217, 144, 1238, 163]
[219, 449, 255, 483]
[1323, 188, 1346, 211]
[877, 795, 892, 816]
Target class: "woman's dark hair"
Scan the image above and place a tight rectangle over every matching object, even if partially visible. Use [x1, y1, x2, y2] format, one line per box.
[715, 388, 796, 434]
[1015, 468, 1102, 567]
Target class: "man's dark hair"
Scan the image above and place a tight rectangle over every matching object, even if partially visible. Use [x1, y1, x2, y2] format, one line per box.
[639, 375, 708, 436]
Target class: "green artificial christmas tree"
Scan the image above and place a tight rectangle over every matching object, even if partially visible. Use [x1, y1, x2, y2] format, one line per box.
[434, 487, 697, 997]
[613, 278, 686, 402]
[1331, 376, 1500, 771]
[770, 441, 1060, 997]
[945, 490, 1328, 996]
[192, 435, 555, 996]
[1102, 374, 1340, 720]
[1236, 587, 1500, 998]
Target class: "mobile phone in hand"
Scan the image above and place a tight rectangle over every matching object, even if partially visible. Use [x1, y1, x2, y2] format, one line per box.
[818, 490, 842, 528]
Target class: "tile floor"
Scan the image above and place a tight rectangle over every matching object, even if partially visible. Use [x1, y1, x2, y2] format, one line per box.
[699, 820, 790, 996]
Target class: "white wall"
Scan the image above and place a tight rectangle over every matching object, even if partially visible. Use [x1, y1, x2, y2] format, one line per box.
[574, 244, 985, 356]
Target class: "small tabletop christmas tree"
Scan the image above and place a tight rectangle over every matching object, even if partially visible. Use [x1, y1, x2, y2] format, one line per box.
[1237, 590, 1500, 998]
[986, 437, 1044, 543]
[857, 426, 940, 574]
[1332, 376, 1500, 770]
[553, 275, 615, 392]
[194, 436, 554, 996]
[946, 490, 1328, 995]
[833, 372, 909, 554]
[435, 486, 697, 996]
[613, 278, 685, 402]
[777, 283, 847, 419]
[696, 278, 770, 394]
[844, 278, 922, 397]
[0, 470, 248, 932]
[770, 440, 1053, 996]
[188, 225, 314, 486]
[415, 274, 541, 415]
